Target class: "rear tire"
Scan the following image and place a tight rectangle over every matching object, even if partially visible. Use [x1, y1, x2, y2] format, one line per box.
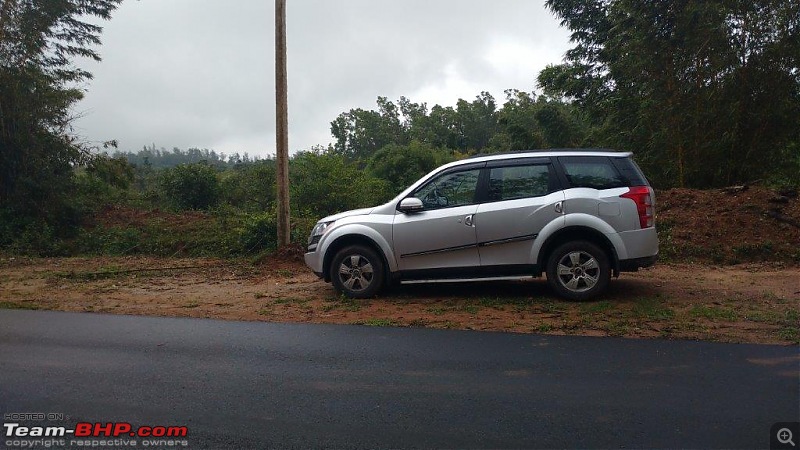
[546, 241, 610, 301]
[330, 245, 385, 298]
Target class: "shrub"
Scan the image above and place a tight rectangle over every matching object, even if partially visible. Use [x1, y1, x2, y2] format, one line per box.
[289, 151, 391, 218]
[160, 163, 220, 210]
[238, 212, 278, 253]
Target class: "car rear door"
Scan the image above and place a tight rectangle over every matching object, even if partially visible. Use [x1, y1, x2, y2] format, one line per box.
[474, 158, 564, 267]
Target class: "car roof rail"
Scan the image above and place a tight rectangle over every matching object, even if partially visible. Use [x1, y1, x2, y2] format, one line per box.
[466, 148, 621, 159]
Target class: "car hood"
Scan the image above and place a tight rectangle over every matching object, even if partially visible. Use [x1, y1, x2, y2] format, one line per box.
[320, 207, 374, 223]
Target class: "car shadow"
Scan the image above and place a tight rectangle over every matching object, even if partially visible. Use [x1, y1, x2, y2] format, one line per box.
[379, 276, 659, 303]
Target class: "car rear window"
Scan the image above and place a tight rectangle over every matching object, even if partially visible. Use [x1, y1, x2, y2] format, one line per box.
[610, 157, 649, 186]
[558, 156, 628, 189]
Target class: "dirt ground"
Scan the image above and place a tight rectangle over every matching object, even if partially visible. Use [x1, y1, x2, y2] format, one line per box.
[1, 255, 798, 345]
[657, 186, 800, 263]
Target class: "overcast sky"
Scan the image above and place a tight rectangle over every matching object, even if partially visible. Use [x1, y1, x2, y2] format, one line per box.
[72, 0, 572, 157]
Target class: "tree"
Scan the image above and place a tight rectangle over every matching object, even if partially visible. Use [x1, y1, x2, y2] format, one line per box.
[367, 141, 453, 195]
[0, 0, 123, 235]
[454, 92, 499, 151]
[538, 0, 800, 188]
[490, 90, 590, 152]
[331, 97, 408, 161]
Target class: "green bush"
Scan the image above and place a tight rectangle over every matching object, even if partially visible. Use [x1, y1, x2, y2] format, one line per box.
[367, 141, 454, 195]
[160, 163, 220, 210]
[238, 212, 278, 253]
[290, 151, 391, 218]
[219, 160, 277, 212]
[72, 227, 142, 255]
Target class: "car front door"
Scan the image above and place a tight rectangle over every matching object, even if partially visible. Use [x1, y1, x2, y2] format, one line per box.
[475, 159, 564, 268]
[392, 166, 483, 273]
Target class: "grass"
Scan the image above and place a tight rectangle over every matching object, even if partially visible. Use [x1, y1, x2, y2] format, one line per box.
[777, 327, 800, 343]
[539, 300, 568, 314]
[0, 301, 40, 310]
[631, 296, 675, 320]
[581, 300, 613, 314]
[181, 300, 200, 308]
[57, 266, 126, 281]
[407, 318, 428, 327]
[478, 296, 529, 309]
[603, 320, 631, 336]
[461, 304, 481, 315]
[356, 318, 399, 327]
[732, 242, 775, 260]
[689, 305, 738, 321]
[744, 310, 779, 323]
[744, 308, 798, 325]
[323, 294, 365, 312]
[275, 269, 294, 277]
[426, 307, 447, 316]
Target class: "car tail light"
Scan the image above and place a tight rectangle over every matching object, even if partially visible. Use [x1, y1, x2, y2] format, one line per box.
[620, 186, 654, 228]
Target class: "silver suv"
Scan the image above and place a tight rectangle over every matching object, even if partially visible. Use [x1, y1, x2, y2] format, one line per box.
[304, 150, 658, 301]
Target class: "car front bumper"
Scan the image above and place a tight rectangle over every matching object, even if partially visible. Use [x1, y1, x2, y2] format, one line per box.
[304, 251, 324, 278]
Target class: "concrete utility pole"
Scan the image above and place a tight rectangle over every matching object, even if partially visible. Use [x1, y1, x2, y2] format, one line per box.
[275, 0, 290, 246]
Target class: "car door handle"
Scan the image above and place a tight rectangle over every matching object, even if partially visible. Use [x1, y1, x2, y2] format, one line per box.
[464, 214, 474, 227]
[555, 201, 563, 214]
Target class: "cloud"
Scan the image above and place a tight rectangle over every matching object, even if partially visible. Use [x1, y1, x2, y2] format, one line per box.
[72, 0, 571, 157]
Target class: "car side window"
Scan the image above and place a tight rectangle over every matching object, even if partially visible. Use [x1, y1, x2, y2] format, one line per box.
[559, 157, 627, 189]
[413, 169, 481, 210]
[488, 164, 552, 201]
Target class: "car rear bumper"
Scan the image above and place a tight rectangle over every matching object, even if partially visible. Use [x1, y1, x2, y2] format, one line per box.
[616, 227, 659, 260]
[618, 254, 658, 272]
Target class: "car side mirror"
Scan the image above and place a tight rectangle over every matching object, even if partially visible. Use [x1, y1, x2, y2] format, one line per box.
[398, 197, 424, 213]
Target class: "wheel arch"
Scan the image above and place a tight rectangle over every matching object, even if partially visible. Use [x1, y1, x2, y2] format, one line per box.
[322, 234, 392, 284]
[536, 226, 621, 277]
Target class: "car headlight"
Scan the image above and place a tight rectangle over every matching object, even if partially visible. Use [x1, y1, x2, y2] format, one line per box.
[308, 221, 334, 248]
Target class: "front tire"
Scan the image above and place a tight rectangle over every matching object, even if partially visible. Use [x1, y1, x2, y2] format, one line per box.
[546, 241, 610, 301]
[330, 245, 385, 298]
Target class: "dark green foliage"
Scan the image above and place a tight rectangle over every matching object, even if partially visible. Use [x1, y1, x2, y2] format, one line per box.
[238, 212, 277, 253]
[538, 0, 800, 188]
[73, 155, 135, 214]
[490, 90, 590, 151]
[2, 0, 797, 257]
[329, 91, 592, 164]
[454, 92, 499, 151]
[331, 97, 407, 160]
[0, 0, 123, 251]
[289, 150, 391, 218]
[160, 163, 220, 210]
[113, 146, 262, 169]
[367, 141, 454, 195]
[71, 214, 243, 257]
[219, 160, 276, 212]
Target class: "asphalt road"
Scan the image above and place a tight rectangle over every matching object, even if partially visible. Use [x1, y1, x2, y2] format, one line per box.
[0, 310, 797, 449]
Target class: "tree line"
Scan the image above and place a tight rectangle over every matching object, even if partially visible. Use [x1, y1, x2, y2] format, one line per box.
[113, 146, 264, 169]
[0, 0, 797, 255]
